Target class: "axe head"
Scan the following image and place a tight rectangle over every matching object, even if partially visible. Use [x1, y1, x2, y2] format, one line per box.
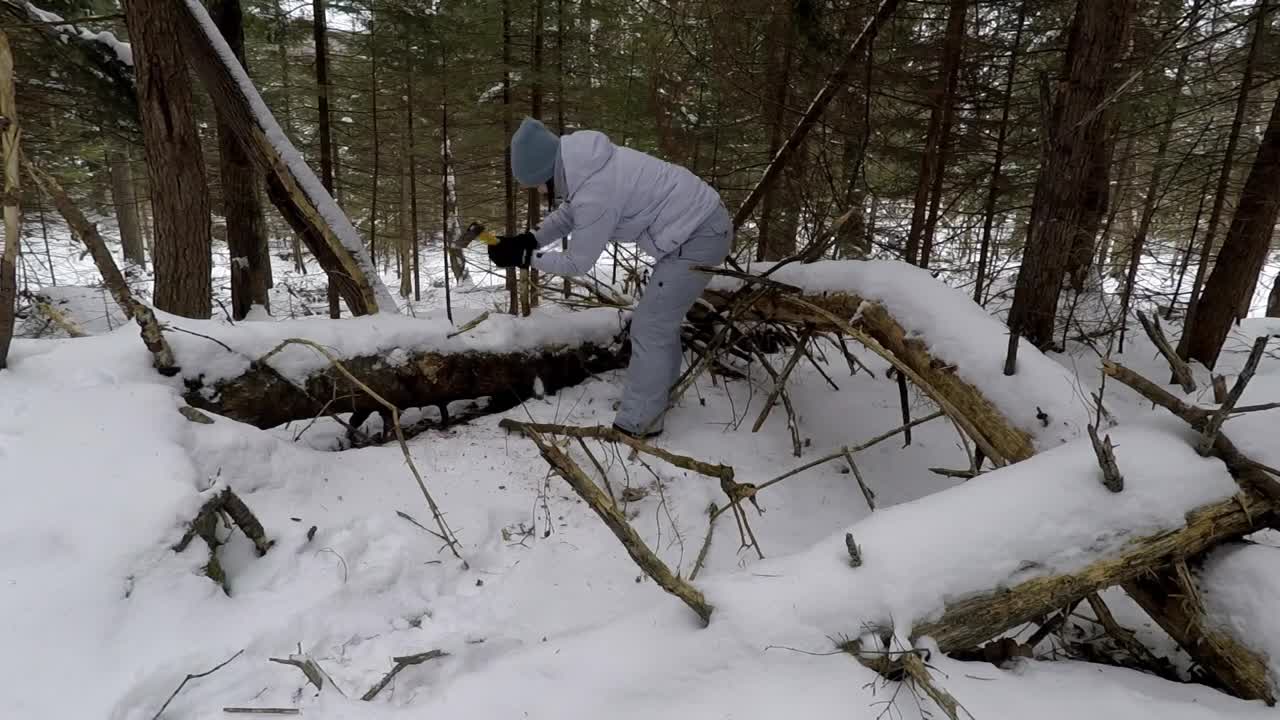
[454, 221, 491, 248]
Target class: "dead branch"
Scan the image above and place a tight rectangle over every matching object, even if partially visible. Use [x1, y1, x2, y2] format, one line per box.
[25, 160, 178, 374]
[24, 293, 86, 337]
[445, 311, 491, 339]
[222, 709, 300, 715]
[514, 423, 713, 624]
[689, 502, 720, 580]
[1138, 311, 1196, 393]
[259, 339, 462, 559]
[499, 419, 734, 482]
[152, 649, 244, 720]
[268, 655, 328, 694]
[843, 449, 876, 511]
[360, 649, 448, 701]
[752, 326, 814, 432]
[1087, 424, 1124, 492]
[1198, 335, 1269, 454]
[1084, 593, 1171, 676]
[747, 346, 803, 456]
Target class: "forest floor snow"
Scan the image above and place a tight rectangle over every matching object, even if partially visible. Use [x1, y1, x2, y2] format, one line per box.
[4, 226, 1280, 718]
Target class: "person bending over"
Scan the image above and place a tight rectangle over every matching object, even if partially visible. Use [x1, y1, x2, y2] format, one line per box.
[488, 117, 732, 439]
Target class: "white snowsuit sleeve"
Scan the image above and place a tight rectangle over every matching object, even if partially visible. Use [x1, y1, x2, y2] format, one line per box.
[530, 200, 618, 277]
[532, 203, 575, 248]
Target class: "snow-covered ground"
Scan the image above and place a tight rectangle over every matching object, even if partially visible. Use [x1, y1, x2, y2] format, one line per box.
[4, 222, 1280, 719]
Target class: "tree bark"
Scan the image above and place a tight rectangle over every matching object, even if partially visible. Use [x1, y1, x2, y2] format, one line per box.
[1006, 0, 1135, 349]
[0, 30, 17, 370]
[502, 0, 519, 314]
[124, 0, 213, 319]
[406, 44, 421, 304]
[368, 12, 380, 272]
[1186, 88, 1280, 369]
[171, 0, 397, 316]
[906, 0, 967, 268]
[1178, 0, 1270, 361]
[1268, 272, 1280, 317]
[756, 0, 796, 262]
[311, 0, 341, 319]
[974, 1, 1026, 303]
[524, 0, 546, 313]
[274, 0, 304, 274]
[212, 0, 269, 320]
[109, 149, 146, 268]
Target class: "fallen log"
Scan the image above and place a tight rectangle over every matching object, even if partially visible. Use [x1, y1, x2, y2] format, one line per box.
[185, 341, 625, 430]
[899, 489, 1273, 653]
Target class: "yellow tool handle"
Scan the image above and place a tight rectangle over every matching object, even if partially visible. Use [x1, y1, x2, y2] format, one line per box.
[478, 230, 499, 245]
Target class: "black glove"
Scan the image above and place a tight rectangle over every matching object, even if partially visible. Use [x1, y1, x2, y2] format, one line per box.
[488, 232, 538, 269]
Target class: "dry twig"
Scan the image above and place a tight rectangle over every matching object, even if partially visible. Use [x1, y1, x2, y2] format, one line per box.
[361, 649, 448, 701]
[152, 649, 244, 720]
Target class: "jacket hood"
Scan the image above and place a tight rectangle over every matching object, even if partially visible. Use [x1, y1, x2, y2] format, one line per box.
[560, 131, 616, 193]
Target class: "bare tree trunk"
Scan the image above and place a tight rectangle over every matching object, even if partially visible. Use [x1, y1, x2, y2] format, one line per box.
[1178, 0, 1270, 361]
[311, 0, 341, 318]
[124, 0, 213, 319]
[1099, 135, 1136, 278]
[368, 12, 379, 272]
[1268, 272, 1280, 317]
[272, 0, 304, 274]
[502, 0, 519, 315]
[523, 0, 545, 315]
[406, 46, 421, 304]
[1166, 172, 1212, 319]
[1117, 52, 1189, 352]
[756, 0, 795, 262]
[1186, 88, 1280, 368]
[1064, 127, 1113, 290]
[0, 31, 17, 369]
[213, 0, 269, 319]
[1006, 0, 1135, 349]
[109, 149, 145, 267]
[399, 122, 412, 300]
[907, 0, 967, 268]
[440, 63, 466, 283]
[974, 1, 1026, 303]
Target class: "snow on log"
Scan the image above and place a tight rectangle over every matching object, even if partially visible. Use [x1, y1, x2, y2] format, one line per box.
[178, 308, 628, 429]
[171, 0, 398, 316]
[715, 425, 1272, 690]
[705, 260, 1093, 462]
[1196, 543, 1280, 700]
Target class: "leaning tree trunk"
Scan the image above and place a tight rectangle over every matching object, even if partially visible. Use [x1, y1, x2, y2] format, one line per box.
[907, 0, 966, 269]
[108, 149, 146, 268]
[171, 0, 397, 316]
[1268, 272, 1280, 317]
[0, 30, 17, 369]
[1185, 88, 1280, 369]
[1178, 0, 1270, 361]
[124, 0, 213, 319]
[1006, 0, 1135, 349]
[212, 0, 270, 320]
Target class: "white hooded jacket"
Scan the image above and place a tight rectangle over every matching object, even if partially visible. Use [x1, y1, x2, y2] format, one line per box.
[530, 130, 724, 276]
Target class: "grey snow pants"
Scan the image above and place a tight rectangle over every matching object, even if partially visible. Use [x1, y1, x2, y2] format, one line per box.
[614, 205, 733, 435]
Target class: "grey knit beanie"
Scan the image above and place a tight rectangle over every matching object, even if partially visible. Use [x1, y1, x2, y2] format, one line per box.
[510, 117, 560, 186]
